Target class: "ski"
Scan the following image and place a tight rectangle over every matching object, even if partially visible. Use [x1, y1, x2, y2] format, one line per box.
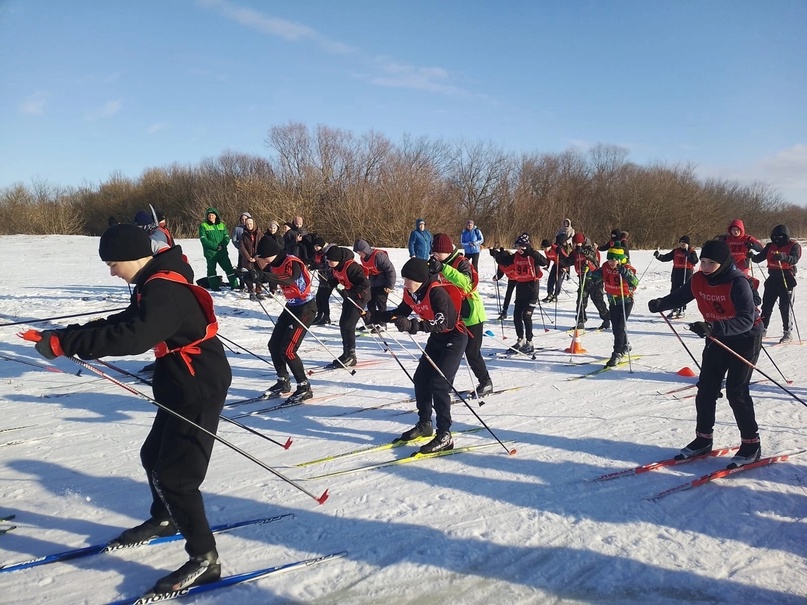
[224, 391, 287, 409]
[0, 526, 17, 536]
[296, 427, 486, 467]
[305, 441, 511, 480]
[228, 393, 345, 419]
[567, 355, 641, 381]
[0, 426, 33, 435]
[591, 446, 739, 481]
[107, 551, 347, 605]
[648, 453, 800, 501]
[0, 353, 68, 374]
[0, 514, 16, 523]
[307, 359, 383, 376]
[0, 514, 293, 574]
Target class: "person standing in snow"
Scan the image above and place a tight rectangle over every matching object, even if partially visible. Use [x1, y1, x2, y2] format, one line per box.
[310, 236, 334, 325]
[325, 246, 370, 368]
[588, 245, 638, 367]
[562, 233, 609, 331]
[27, 223, 231, 594]
[460, 219, 484, 269]
[134, 210, 170, 253]
[543, 234, 571, 303]
[750, 224, 801, 343]
[717, 219, 762, 276]
[198, 208, 238, 291]
[231, 212, 252, 290]
[353, 239, 397, 331]
[429, 233, 493, 397]
[648, 239, 764, 468]
[238, 215, 265, 300]
[492, 233, 548, 353]
[408, 218, 433, 260]
[598, 229, 630, 263]
[654, 235, 699, 319]
[375, 258, 469, 454]
[490, 245, 517, 321]
[246, 235, 317, 403]
[555, 218, 575, 246]
[155, 212, 175, 247]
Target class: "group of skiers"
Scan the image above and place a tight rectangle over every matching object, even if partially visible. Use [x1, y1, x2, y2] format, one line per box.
[19, 209, 801, 599]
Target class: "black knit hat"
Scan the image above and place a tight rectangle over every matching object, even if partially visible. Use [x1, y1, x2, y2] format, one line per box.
[99, 224, 154, 262]
[312, 236, 326, 248]
[514, 233, 530, 247]
[540, 239, 552, 248]
[326, 246, 353, 263]
[401, 258, 430, 282]
[679, 235, 691, 245]
[256, 235, 283, 258]
[700, 239, 731, 265]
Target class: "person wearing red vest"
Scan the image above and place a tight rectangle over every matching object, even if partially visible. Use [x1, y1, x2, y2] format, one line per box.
[588, 246, 639, 366]
[325, 246, 370, 368]
[648, 239, 764, 468]
[750, 224, 801, 343]
[543, 235, 571, 303]
[353, 239, 397, 332]
[654, 235, 699, 319]
[376, 258, 468, 454]
[561, 233, 609, 330]
[249, 235, 317, 403]
[490, 245, 518, 320]
[718, 218, 763, 276]
[493, 233, 549, 353]
[310, 236, 334, 325]
[28, 224, 231, 594]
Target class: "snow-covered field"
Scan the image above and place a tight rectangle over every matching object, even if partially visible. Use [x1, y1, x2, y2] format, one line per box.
[1, 235, 805, 605]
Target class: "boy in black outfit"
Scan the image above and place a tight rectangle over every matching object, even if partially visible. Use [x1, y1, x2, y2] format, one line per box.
[28, 224, 231, 595]
[376, 258, 468, 454]
[654, 235, 699, 319]
[751, 224, 801, 343]
[326, 246, 371, 367]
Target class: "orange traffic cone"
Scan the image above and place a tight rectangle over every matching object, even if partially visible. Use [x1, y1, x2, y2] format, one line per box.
[565, 328, 587, 354]
[677, 367, 696, 377]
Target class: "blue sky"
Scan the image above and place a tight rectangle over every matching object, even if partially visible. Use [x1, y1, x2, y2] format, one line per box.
[2, 0, 806, 205]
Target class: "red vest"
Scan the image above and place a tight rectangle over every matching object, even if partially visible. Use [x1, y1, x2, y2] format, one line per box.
[571, 249, 597, 275]
[672, 248, 696, 270]
[498, 262, 519, 280]
[403, 281, 465, 333]
[689, 272, 737, 321]
[142, 271, 218, 376]
[447, 254, 479, 292]
[360, 249, 386, 277]
[511, 253, 542, 283]
[767, 241, 796, 271]
[602, 263, 635, 297]
[331, 258, 366, 288]
[272, 256, 313, 301]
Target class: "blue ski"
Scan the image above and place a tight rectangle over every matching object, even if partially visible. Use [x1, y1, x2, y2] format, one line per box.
[106, 551, 348, 605]
[0, 514, 293, 574]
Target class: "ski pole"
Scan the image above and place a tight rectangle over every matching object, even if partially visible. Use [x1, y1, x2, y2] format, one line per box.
[405, 332, 516, 456]
[691, 328, 807, 408]
[618, 274, 633, 373]
[778, 260, 801, 344]
[0, 308, 128, 328]
[17, 331, 326, 503]
[264, 292, 357, 376]
[494, 277, 506, 340]
[254, 297, 276, 326]
[658, 312, 702, 370]
[759, 344, 793, 385]
[462, 353, 483, 407]
[637, 251, 657, 283]
[217, 334, 274, 368]
[93, 359, 293, 449]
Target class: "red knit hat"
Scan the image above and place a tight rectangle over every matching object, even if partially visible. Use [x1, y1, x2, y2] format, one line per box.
[431, 233, 454, 254]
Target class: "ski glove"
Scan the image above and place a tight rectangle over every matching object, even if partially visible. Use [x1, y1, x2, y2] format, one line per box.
[244, 269, 259, 282]
[648, 299, 662, 314]
[689, 321, 712, 338]
[653, 250, 660, 259]
[395, 316, 420, 334]
[35, 330, 64, 360]
[427, 256, 443, 274]
[618, 265, 630, 277]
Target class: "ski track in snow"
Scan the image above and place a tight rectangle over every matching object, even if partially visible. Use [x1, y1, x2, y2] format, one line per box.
[1, 235, 806, 604]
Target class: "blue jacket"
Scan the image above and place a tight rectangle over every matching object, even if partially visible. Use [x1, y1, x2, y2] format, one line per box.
[460, 227, 484, 255]
[408, 222, 433, 259]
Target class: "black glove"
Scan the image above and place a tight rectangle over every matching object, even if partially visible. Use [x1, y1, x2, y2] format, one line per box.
[244, 269, 259, 282]
[689, 321, 712, 338]
[648, 299, 662, 314]
[35, 330, 61, 360]
[772, 251, 782, 259]
[523, 245, 534, 256]
[745, 240, 754, 249]
[618, 265, 630, 277]
[746, 249, 755, 258]
[653, 250, 660, 259]
[427, 256, 442, 274]
[395, 316, 420, 334]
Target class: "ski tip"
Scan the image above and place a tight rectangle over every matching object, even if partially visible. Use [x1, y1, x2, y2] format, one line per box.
[508, 448, 518, 456]
[283, 437, 293, 450]
[478, 400, 486, 407]
[306, 370, 314, 376]
[316, 490, 330, 505]
[484, 330, 495, 337]
[349, 369, 357, 375]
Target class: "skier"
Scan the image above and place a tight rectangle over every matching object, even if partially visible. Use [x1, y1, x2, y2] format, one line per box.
[28, 223, 231, 594]
[648, 239, 764, 468]
[542, 236, 570, 303]
[459, 219, 484, 269]
[653, 235, 699, 318]
[588, 245, 638, 366]
[246, 235, 317, 403]
[376, 258, 469, 454]
[562, 233, 609, 331]
[310, 236, 334, 325]
[429, 233, 493, 396]
[719, 218, 763, 276]
[353, 239, 397, 332]
[325, 246, 370, 367]
[490, 245, 517, 320]
[492, 233, 548, 353]
[199, 208, 238, 291]
[598, 229, 630, 263]
[750, 224, 801, 343]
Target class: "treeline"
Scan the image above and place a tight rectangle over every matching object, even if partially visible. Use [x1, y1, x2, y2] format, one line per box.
[2, 122, 805, 248]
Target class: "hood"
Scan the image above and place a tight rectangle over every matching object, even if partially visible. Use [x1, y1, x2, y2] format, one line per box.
[771, 224, 790, 245]
[728, 219, 745, 237]
[562, 218, 572, 228]
[205, 207, 221, 224]
[415, 218, 425, 227]
[353, 239, 372, 255]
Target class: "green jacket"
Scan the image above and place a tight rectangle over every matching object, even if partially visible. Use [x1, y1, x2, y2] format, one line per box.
[199, 207, 229, 259]
[439, 250, 487, 326]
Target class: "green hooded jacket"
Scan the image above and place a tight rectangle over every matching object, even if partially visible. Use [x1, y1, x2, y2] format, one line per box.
[439, 249, 487, 326]
[199, 207, 229, 259]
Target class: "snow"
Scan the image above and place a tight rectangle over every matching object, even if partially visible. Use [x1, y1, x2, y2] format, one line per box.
[1, 235, 806, 605]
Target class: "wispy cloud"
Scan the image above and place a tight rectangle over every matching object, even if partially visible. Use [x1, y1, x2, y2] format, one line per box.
[147, 122, 166, 134]
[198, 0, 465, 94]
[20, 92, 48, 115]
[84, 100, 121, 121]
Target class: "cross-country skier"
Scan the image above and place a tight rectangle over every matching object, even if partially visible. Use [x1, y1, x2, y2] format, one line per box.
[654, 235, 699, 318]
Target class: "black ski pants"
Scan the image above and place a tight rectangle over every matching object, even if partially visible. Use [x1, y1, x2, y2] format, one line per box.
[315, 283, 333, 319]
[338, 296, 366, 356]
[577, 282, 608, 324]
[413, 330, 468, 433]
[761, 271, 795, 332]
[609, 298, 633, 354]
[268, 299, 316, 384]
[465, 322, 491, 384]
